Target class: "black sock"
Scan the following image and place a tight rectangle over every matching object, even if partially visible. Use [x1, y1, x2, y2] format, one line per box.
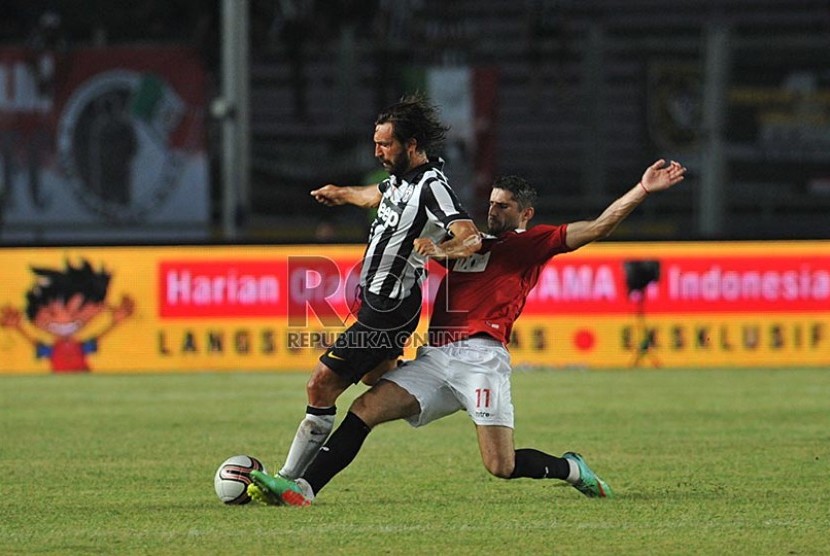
[302, 411, 371, 495]
[509, 448, 570, 479]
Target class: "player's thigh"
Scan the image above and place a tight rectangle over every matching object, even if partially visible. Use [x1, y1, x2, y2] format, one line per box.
[382, 348, 464, 427]
[450, 347, 514, 427]
[319, 321, 390, 384]
[360, 358, 399, 386]
[350, 379, 420, 427]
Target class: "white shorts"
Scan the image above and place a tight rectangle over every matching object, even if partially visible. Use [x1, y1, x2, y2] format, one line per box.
[382, 336, 514, 428]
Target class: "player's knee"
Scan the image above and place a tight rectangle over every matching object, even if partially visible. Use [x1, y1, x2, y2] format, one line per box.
[349, 392, 385, 421]
[349, 394, 369, 415]
[348, 393, 380, 427]
[305, 372, 325, 396]
[483, 457, 514, 479]
[305, 366, 345, 406]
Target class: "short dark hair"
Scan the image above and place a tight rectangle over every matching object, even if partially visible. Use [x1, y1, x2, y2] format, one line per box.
[492, 175, 538, 210]
[375, 93, 449, 155]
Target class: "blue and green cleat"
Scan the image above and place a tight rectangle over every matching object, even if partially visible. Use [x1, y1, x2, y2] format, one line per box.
[248, 470, 312, 507]
[562, 452, 614, 498]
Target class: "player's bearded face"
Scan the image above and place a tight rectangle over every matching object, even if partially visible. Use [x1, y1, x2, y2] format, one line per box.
[380, 148, 411, 177]
[374, 122, 411, 176]
[487, 189, 523, 235]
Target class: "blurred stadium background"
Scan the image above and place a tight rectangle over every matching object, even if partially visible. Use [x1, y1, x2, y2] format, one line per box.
[2, 0, 829, 244]
[2, 8, 827, 552]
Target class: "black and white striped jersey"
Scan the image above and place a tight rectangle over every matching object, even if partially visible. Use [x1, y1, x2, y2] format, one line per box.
[360, 158, 471, 299]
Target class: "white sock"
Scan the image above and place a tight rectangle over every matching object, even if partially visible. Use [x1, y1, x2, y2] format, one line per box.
[295, 478, 316, 501]
[278, 412, 335, 479]
[565, 459, 581, 484]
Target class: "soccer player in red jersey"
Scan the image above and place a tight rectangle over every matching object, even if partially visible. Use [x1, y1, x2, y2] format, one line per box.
[250, 159, 686, 506]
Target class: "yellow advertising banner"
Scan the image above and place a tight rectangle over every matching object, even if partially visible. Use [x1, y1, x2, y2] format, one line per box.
[1, 242, 828, 374]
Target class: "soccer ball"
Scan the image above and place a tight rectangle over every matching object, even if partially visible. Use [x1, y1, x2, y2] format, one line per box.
[213, 455, 267, 505]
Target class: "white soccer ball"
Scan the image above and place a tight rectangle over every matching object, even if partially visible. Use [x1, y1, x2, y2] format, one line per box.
[214, 455, 267, 505]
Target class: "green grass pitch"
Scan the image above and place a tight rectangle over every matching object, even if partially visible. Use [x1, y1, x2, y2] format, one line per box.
[1, 368, 828, 554]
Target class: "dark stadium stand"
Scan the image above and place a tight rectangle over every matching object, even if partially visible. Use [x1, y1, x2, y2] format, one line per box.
[245, 0, 830, 240]
[2, 0, 829, 240]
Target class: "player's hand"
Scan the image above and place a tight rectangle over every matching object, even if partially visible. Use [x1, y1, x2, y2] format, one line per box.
[310, 184, 347, 206]
[641, 159, 687, 194]
[413, 238, 445, 258]
[0, 305, 23, 328]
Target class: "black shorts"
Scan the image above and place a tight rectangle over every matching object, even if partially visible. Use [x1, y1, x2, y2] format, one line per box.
[320, 287, 422, 383]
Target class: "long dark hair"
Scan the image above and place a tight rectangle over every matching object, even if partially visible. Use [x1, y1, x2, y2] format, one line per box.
[375, 93, 449, 156]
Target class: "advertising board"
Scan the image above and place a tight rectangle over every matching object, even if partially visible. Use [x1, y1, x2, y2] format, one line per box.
[1, 242, 827, 373]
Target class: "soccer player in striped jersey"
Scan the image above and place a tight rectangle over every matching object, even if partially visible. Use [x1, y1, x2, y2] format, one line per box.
[276, 95, 481, 480]
[251, 159, 686, 505]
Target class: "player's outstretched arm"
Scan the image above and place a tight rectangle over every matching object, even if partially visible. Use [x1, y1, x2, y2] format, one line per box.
[413, 220, 482, 260]
[565, 159, 686, 250]
[310, 184, 382, 208]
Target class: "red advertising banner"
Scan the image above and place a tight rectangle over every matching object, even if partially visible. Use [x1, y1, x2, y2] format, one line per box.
[522, 254, 830, 314]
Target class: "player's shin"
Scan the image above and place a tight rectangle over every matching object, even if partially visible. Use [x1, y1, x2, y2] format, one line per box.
[278, 406, 336, 479]
[301, 411, 372, 495]
[509, 448, 571, 480]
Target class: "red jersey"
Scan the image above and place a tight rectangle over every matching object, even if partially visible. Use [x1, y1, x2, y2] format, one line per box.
[428, 224, 571, 346]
